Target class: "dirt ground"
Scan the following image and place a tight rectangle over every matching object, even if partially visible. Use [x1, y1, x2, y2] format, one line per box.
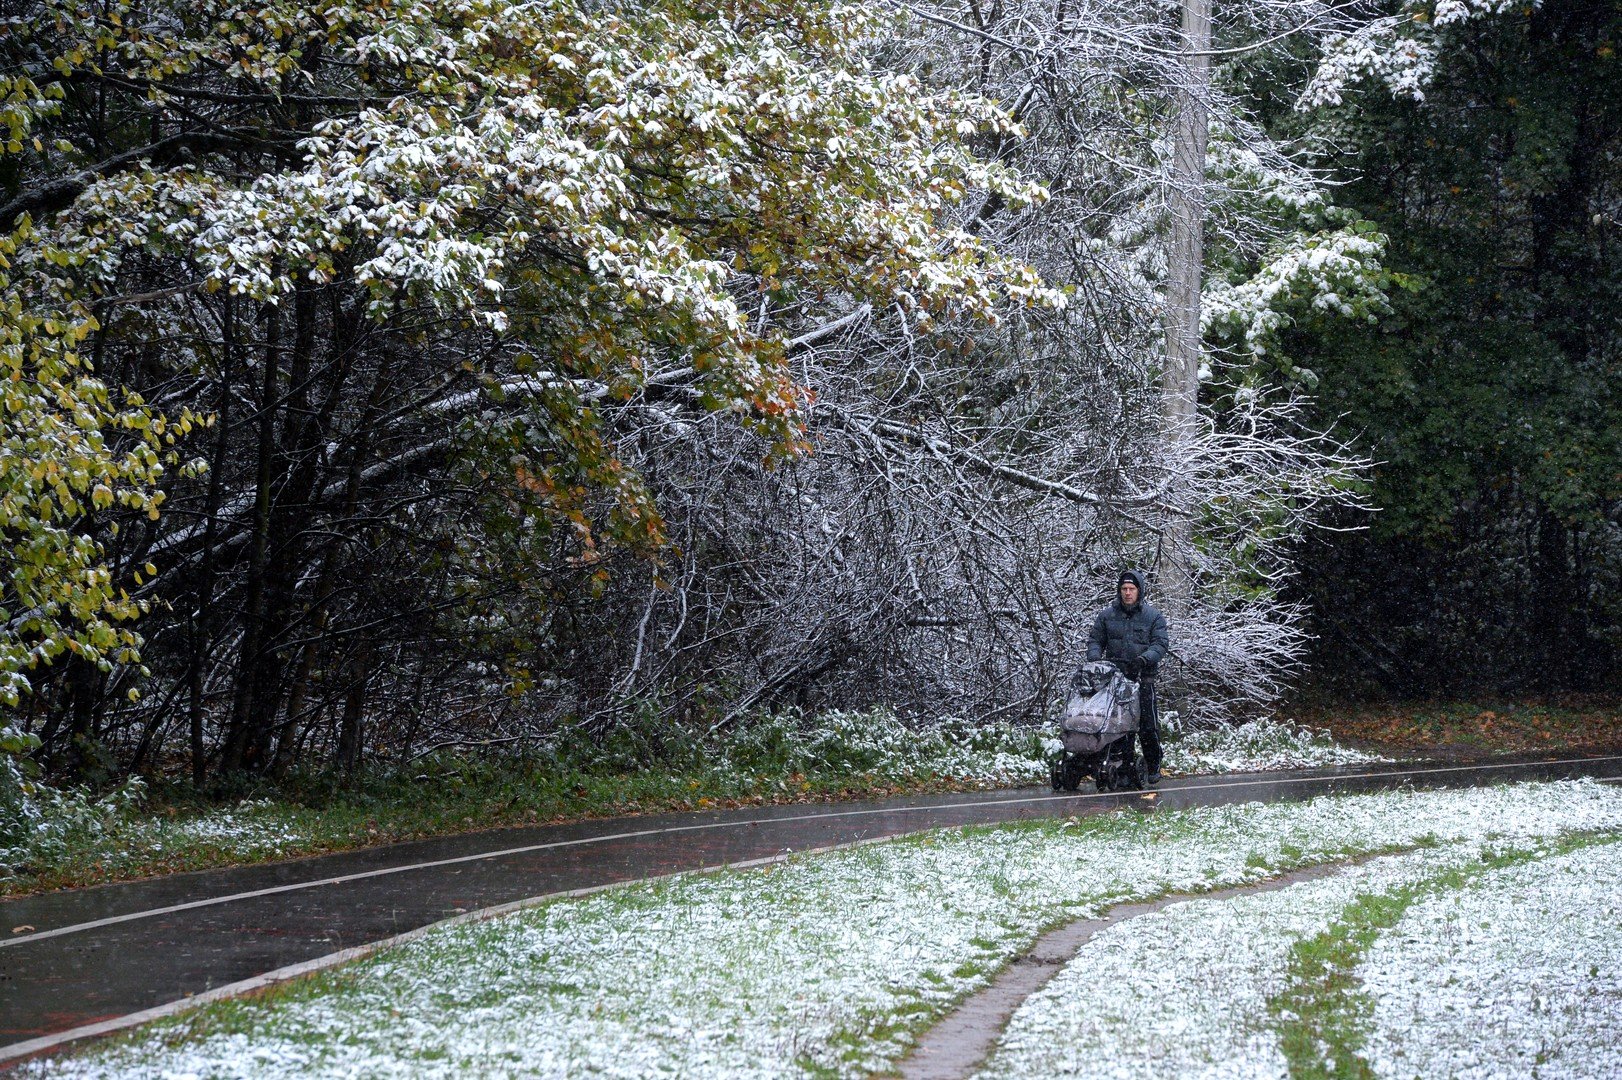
[1288, 699, 1622, 761]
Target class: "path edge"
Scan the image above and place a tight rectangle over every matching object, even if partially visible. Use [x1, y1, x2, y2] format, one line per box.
[0, 829, 930, 1068]
[892, 855, 1386, 1080]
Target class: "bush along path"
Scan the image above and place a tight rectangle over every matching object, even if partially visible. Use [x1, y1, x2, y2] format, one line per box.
[17, 778, 1622, 1079]
[1, 710, 1377, 898]
[0, 709, 1051, 897]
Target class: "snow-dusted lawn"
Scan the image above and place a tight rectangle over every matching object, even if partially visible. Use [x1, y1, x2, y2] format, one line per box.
[982, 832, 1622, 1079]
[1361, 842, 1622, 1079]
[29, 782, 1622, 1080]
[978, 845, 1493, 1079]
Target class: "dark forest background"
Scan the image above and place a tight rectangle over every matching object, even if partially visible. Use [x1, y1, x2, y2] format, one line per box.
[1285, 0, 1621, 698]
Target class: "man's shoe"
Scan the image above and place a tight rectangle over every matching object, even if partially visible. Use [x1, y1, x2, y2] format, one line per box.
[1147, 770, 1161, 786]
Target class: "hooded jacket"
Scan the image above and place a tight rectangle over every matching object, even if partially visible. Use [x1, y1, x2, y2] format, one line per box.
[1085, 570, 1169, 676]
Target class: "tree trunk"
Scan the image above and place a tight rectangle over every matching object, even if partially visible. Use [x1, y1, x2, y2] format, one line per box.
[63, 654, 102, 780]
[221, 297, 283, 775]
[187, 292, 241, 785]
[1158, 0, 1212, 613]
[336, 640, 372, 779]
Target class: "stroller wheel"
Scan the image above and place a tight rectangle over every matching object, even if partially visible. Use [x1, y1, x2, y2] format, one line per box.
[1051, 753, 1084, 792]
[1057, 752, 1083, 788]
[1052, 755, 1086, 793]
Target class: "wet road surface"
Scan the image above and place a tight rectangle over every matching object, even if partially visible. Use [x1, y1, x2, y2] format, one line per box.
[3, 753, 1620, 1061]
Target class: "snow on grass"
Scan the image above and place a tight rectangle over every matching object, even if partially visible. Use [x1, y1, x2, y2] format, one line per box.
[978, 832, 1610, 1080]
[1, 783, 310, 879]
[28, 781, 1622, 1080]
[153, 800, 312, 853]
[1360, 840, 1622, 1079]
[1167, 715, 1387, 774]
[697, 708, 1054, 790]
[982, 831, 1622, 1079]
[4, 710, 1383, 895]
[2, 710, 1054, 893]
[978, 845, 1486, 1079]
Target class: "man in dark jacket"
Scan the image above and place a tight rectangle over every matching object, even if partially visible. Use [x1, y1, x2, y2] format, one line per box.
[1086, 570, 1169, 784]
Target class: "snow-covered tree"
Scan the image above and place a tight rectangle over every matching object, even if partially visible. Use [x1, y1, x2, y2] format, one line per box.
[2, 0, 1059, 775]
[826, 1, 1383, 711]
[2, 0, 1432, 781]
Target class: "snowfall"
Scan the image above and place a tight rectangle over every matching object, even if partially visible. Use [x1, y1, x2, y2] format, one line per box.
[27, 778, 1621, 1079]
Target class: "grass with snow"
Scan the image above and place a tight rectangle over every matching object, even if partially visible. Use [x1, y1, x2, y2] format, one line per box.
[26, 780, 1622, 1079]
[1359, 839, 1622, 1078]
[3, 708, 1379, 896]
[980, 832, 1622, 1079]
[1, 708, 1050, 895]
[1164, 715, 1387, 775]
[980, 845, 1474, 1079]
[1274, 833, 1619, 1080]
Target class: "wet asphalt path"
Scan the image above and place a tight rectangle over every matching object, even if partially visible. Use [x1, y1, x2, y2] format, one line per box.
[4, 753, 1621, 1060]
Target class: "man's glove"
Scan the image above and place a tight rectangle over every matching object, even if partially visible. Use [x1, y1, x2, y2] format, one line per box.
[1119, 657, 1143, 680]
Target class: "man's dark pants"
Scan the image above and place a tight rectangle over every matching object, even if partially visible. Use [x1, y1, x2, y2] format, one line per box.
[1122, 679, 1162, 775]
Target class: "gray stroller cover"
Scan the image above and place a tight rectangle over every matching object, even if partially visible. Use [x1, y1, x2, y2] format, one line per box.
[1061, 661, 1140, 754]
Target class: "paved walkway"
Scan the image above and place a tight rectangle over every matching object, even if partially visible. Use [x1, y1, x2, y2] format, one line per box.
[898, 858, 1374, 1079]
[4, 753, 1620, 1063]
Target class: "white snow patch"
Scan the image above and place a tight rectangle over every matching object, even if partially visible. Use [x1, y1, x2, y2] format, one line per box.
[1361, 840, 1622, 1079]
[980, 844, 1489, 1079]
[1168, 716, 1387, 774]
[3, 785, 307, 881]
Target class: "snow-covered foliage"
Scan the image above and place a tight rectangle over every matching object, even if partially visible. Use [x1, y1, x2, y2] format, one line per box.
[1300, 1, 1543, 110]
[1, 777, 331, 885]
[1361, 842, 1622, 1079]
[14, 0, 1055, 553]
[1299, 14, 1441, 108]
[880, 1, 1383, 719]
[0, 774, 153, 872]
[1168, 716, 1386, 774]
[1203, 224, 1391, 362]
[0, 723, 43, 843]
[27, 780, 1622, 1078]
[3, 0, 1411, 777]
[713, 708, 1051, 787]
[0, 0, 1074, 771]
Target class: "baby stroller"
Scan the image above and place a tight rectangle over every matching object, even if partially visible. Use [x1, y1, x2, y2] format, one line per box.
[1049, 660, 1143, 793]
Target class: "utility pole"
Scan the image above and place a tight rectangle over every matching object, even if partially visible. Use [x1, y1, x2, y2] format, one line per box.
[1158, 0, 1212, 611]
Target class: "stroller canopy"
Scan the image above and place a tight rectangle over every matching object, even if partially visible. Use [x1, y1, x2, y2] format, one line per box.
[1061, 661, 1139, 744]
